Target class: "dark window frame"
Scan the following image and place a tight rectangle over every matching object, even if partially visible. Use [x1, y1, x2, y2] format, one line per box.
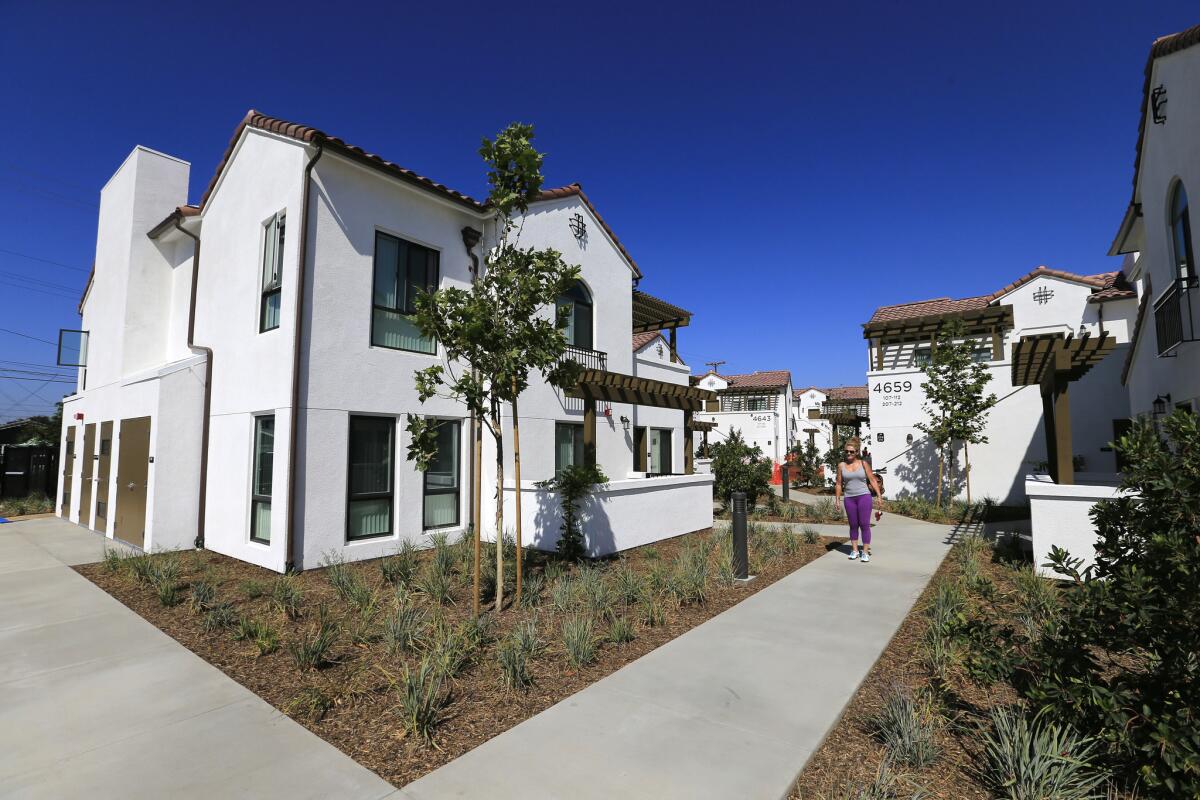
[558, 281, 594, 350]
[422, 419, 462, 530]
[260, 212, 286, 333]
[555, 421, 585, 474]
[1170, 181, 1197, 285]
[650, 427, 673, 475]
[250, 415, 275, 544]
[346, 415, 395, 542]
[370, 230, 440, 354]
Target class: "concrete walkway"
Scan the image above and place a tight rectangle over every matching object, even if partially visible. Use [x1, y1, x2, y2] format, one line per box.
[0, 517, 398, 800]
[401, 514, 957, 800]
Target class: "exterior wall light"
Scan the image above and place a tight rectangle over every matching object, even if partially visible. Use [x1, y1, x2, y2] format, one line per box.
[618, 415, 630, 431]
[906, 433, 914, 445]
[1153, 394, 1172, 416]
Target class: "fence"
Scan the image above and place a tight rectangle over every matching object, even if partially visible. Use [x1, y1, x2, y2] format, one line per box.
[0, 445, 59, 500]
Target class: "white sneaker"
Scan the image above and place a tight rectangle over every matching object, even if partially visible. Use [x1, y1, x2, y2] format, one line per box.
[862, 552, 871, 563]
[848, 550, 860, 560]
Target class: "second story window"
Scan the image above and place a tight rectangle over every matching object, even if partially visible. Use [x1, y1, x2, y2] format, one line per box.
[1170, 181, 1195, 284]
[558, 281, 593, 350]
[372, 231, 439, 355]
[260, 212, 285, 332]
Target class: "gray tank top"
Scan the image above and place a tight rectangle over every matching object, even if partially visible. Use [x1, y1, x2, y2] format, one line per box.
[841, 462, 870, 497]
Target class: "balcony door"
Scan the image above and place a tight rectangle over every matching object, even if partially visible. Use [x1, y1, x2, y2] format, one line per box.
[649, 428, 672, 476]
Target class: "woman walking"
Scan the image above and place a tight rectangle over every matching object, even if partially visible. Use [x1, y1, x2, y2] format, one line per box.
[835, 437, 883, 562]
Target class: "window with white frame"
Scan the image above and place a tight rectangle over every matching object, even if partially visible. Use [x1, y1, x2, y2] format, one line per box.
[250, 416, 274, 543]
[372, 231, 439, 354]
[260, 212, 285, 332]
[347, 416, 393, 540]
[423, 420, 461, 529]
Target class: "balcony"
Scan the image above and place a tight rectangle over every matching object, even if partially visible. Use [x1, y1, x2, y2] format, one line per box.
[560, 344, 608, 372]
[1154, 277, 1198, 356]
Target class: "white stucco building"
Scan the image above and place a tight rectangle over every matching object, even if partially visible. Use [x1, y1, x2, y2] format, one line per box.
[693, 370, 794, 469]
[791, 385, 871, 455]
[864, 266, 1138, 505]
[56, 111, 714, 571]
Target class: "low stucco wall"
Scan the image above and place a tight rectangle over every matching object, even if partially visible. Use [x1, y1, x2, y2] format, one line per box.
[1027, 473, 1122, 577]
[501, 473, 715, 556]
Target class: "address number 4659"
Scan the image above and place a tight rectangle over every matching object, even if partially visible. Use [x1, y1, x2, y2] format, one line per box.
[873, 381, 913, 393]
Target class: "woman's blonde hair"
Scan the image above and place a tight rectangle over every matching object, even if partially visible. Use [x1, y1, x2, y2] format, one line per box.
[846, 436, 862, 452]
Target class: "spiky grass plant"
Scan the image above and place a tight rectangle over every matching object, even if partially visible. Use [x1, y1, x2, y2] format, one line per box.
[497, 637, 534, 691]
[428, 530, 455, 577]
[638, 594, 666, 628]
[269, 575, 304, 620]
[423, 617, 475, 679]
[976, 707, 1108, 800]
[321, 551, 364, 603]
[348, 590, 382, 645]
[415, 562, 455, 605]
[871, 684, 941, 769]
[550, 576, 579, 613]
[286, 686, 333, 722]
[383, 596, 427, 655]
[520, 572, 545, 609]
[577, 566, 612, 616]
[156, 580, 182, 607]
[612, 563, 643, 605]
[287, 606, 339, 671]
[380, 540, 419, 587]
[1010, 564, 1060, 620]
[666, 544, 708, 607]
[561, 615, 597, 668]
[607, 616, 635, 645]
[234, 616, 279, 656]
[239, 579, 269, 600]
[511, 617, 545, 658]
[822, 758, 927, 800]
[125, 553, 155, 585]
[922, 625, 962, 686]
[201, 601, 238, 632]
[392, 658, 448, 742]
[802, 526, 821, 545]
[188, 580, 216, 613]
[101, 547, 126, 573]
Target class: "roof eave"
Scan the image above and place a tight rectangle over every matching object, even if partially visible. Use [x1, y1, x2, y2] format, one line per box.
[1108, 203, 1143, 257]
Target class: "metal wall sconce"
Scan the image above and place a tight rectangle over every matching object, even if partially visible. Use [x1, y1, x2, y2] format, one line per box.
[1153, 393, 1172, 415]
[568, 212, 586, 241]
[618, 414, 630, 431]
[906, 433, 914, 445]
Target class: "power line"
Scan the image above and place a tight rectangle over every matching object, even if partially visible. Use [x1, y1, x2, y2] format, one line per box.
[0, 246, 90, 273]
[0, 177, 99, 210]
[0, 279, 78, 300]
[0, 376, 75, 383]
[0, 270, 80, 292]
[0, 327, 58, 346]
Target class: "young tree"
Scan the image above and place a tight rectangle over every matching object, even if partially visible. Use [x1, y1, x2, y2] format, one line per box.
[914, 319, 997, 506]
[788, 440, 821, 487]
[406, 123, 582, 613]
[534, 464, 608, 561]
[709, 429, 772, 510]
[1031, 410, 1200, 797]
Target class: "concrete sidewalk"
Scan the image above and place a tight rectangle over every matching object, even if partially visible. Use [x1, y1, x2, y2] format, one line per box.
[0, 517, 398, 800]
[401, 514, 955, 800]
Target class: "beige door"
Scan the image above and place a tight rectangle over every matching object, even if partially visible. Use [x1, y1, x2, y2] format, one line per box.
[60, 428, 75, 517]
[95, 421, 113, 534]
[78, 424, 95, 528]
[114, 416, 151, 549]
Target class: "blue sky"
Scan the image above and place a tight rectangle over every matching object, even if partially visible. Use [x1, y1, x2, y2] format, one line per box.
[0, 1, 1196, 422]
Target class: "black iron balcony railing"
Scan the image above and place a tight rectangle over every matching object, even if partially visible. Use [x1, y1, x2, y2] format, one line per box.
[560, 344, 608, 372]
[1154, 276, 1198, 356]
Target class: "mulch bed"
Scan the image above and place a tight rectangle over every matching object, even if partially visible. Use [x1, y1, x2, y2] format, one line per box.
[77, 529, 837, 790]
[789, 549, 1023, 799]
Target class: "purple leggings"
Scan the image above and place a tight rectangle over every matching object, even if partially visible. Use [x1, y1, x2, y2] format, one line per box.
[845, 494, 873, 544]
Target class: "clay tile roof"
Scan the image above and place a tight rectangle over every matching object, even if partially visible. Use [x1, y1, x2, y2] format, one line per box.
[983, 266, 1110, 303]
[1124, 23, 1200, 209]
[867, 295, 991, 324]
[535, 184, 643, 279]
[721, 370, 792, 390]
[1087, 271, 1137, 303]
[792, 386, 824, 398]
[631, 331, 662, 351]
[199, 110, 486, 211]
[823, 385, 869, 401]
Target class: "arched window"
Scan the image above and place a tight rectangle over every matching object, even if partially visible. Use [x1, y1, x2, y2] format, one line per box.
[1170, 182, 1195, 283]
[558, 281, 593, 349]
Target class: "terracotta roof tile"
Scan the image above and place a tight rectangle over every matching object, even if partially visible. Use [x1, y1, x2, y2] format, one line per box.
[824, 385, 869, 401]
[983, 266, 1111, 303]
[720, 370, 792, 390]
[539, 184, 643, 279]
[631, 331, 662, 351]
[1087, 271, 1137, 303]
[792, 386, 825, 398]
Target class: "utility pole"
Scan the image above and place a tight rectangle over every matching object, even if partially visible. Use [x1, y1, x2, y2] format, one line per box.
[705, 359, 726, 374]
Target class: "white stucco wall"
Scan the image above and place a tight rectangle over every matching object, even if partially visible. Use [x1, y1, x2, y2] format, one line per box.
[1027, 474, 1123, 576]
[631, 335, 690, 475]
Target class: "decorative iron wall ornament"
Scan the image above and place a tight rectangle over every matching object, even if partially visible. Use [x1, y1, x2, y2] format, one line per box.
[656, 342, 664, 358]
[1033, 286, 1054, 305]
[1152, 85, 1168, 124]
[568, 212, 587, 241]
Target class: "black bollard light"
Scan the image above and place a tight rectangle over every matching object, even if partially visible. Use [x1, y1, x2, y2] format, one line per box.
[731, 491, 749, 580]
[781, 464, 790, 502]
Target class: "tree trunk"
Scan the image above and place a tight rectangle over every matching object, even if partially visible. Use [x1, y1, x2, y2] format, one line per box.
[471, 411, 482, 617]
[492, 401, 504, 613]
[936, 449, 944, 508]
[964, 440, 972, 506]
[511, 380, 524, 605]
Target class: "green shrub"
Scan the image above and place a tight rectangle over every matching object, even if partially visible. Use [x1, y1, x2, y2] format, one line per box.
[202, 602, 238, 632]
[383, 598, 427, 655]
[393, 658, 447, 741]
[520, 572, 545, 608]
[607, 616, 634, 645]
[561, 615, 597, 668]
[709, 429, 773, 510]
[287, 607, 339, 670]
[535, 464, 609, 561]
[269, 576, 304, 619]
[188, 580, 215, 613]
[380, 540, 419, 586]
[415, 562, 455, 605]
[1029, 411, 1200, 796]
[872, 685, 940, 769]
[977, 707, 1107, 800]
[497, 638, 533, 691]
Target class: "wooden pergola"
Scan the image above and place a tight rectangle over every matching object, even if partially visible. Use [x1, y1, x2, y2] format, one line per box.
[1010, 331, 1116, 485]
[565, 369, 717, 475]
[688, 418, 718, 458]
[632, 290, 692, 362]
[862, 305, 1015, 370]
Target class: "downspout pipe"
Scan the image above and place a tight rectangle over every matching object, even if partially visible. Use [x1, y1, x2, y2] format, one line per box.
[174, 218, 213, 549]
[284, 142, 325, 573]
